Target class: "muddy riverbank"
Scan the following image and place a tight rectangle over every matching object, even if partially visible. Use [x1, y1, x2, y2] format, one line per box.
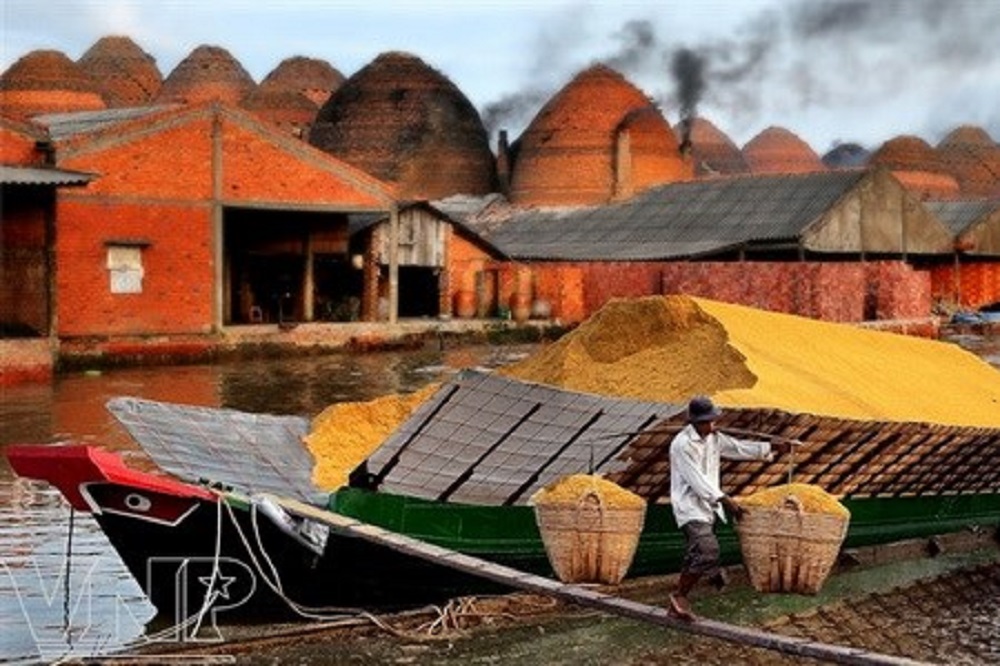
[134, 531, 1000, 665]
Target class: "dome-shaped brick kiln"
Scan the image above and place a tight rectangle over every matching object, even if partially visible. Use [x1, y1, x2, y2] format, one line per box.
[743, 126, 825, 174]
[77, 36, 162, 107]
[509, 64, 691, 206]
[935, 125, 1000, 198]
[308, 51, 496, 199]
[675, 117, 749, 177]
[0, 49, 106, 119]
[869, 135, 961, 200]
[260, 56, 344, 109]
[154, 45, 256, 106]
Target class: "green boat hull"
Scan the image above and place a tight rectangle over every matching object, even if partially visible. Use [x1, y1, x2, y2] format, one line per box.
[330, 488, 1000, 578]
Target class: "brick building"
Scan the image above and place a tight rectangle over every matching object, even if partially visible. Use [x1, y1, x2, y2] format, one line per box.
[24, 102, 397, 344]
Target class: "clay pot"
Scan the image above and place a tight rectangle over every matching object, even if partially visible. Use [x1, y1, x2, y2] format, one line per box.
[454, 290, 476, 319]
[531, 299, 552, 319]
[509, 292, 531, 323]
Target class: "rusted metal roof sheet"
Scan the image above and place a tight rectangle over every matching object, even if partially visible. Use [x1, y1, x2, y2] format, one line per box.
[0, 165, 93, 186]
[926, 200, 1000, 235]
[610, 407, 1000, 502]
[483, 170, 869, 261]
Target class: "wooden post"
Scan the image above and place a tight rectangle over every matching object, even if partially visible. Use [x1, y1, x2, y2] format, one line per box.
[303, 230, 314, 321]
[388, 205, 399, 323]
[211, 107, 224, 332]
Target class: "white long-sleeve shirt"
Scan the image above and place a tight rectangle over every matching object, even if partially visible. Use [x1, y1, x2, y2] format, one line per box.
[669, 424, 772, 527]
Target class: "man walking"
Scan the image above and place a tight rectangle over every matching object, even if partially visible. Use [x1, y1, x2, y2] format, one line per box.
[668, 395, 788, 620]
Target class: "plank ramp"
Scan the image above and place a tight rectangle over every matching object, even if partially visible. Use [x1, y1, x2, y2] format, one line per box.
[268, 494, 930, 666]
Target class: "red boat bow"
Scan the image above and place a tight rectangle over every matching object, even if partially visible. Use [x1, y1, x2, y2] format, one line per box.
[6, 444, 215, 511]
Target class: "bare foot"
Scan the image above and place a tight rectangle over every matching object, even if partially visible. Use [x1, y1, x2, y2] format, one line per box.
[668, 593, 696, 621]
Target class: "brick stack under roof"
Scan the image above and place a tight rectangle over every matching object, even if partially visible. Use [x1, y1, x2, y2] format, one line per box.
[260, 56, 344, 109]
[743, 126, 826, 175]
[154, 45, 256, 107]
[869, 135, 962, 200]
[509, 64, 691, 207]
[0, 50, 106, 119]
[77, 36, 163, 107]
[677, 117, 750, 177]
[308, 51, 497, 200]
[935, 125, 1000, 198]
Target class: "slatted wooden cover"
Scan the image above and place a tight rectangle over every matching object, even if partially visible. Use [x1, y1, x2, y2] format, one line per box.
[609, 408, 1000, 501]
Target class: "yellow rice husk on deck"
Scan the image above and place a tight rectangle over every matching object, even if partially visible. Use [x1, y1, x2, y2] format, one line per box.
[738, 483, 850, 518]
[306, 385, 438, 491]
[502, 295, 1000, 428]
[531, 474, 646, 509]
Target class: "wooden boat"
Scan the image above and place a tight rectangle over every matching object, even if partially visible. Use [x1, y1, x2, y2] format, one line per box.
[8, 371, 1000, 623]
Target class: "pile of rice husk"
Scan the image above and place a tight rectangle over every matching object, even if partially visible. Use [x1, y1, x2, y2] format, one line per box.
[530, 474, 646, 509]
[502, 295, 1000, 428]
[306, 385, 437, 490]
[306, 294, 1000, 490]
[738, 483, 850, 518]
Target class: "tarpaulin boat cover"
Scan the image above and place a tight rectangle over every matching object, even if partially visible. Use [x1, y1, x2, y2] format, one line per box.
[365, 370, 683, 506]
[106, 397, 324, 505]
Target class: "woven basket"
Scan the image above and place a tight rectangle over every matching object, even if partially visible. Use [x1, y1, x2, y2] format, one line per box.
[735, 495, 849, 594]
[534, 491, 646, 585]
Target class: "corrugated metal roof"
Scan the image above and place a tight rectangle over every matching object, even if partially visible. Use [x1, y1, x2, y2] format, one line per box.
[926, 200, 1000, 234]
[483, 171, 868, 261]
[0, 165, 94, 186]
[32, 105, 179, 141]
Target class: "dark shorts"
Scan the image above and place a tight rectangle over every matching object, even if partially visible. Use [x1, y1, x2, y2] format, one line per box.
[681, 520, 721, 576]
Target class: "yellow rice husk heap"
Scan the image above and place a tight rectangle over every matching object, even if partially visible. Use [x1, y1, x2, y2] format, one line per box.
[738, 483, 850, 518]
[530, 474, 646, 508]
[502, 295, 1000, 428]
[305, 295, 1000, 490]
[306, 385, 438, 491]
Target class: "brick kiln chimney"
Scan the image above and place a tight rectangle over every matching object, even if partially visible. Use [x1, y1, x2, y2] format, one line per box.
[496, 129, 511, 195]
[678, 117, 694, 162]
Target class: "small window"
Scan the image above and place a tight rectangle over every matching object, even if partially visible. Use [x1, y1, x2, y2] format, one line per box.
[107, 245, 144, 294]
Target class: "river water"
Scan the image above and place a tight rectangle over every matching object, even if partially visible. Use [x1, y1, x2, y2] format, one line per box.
[0, 335, 997, 664]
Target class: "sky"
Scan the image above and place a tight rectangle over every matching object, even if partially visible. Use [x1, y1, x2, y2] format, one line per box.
[3, 0, 999, 155]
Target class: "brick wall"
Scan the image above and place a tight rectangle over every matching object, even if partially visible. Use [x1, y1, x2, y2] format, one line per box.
[55, 199, 214, 336]
[521, 260, 932, 325]
[929, 261, 1000, 309]
[0, 125, 44, 165]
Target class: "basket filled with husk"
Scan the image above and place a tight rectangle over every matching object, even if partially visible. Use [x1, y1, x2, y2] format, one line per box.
[531, 474, 646, 585]
[735, 483, 850, 594]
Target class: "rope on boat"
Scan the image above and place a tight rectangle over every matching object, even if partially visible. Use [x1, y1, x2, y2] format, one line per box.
[222, 495, 551, 641]
[266, 493, 934, 666]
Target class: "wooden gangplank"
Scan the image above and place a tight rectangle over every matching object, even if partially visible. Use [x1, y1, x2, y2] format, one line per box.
[269, 495, 930, 666]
